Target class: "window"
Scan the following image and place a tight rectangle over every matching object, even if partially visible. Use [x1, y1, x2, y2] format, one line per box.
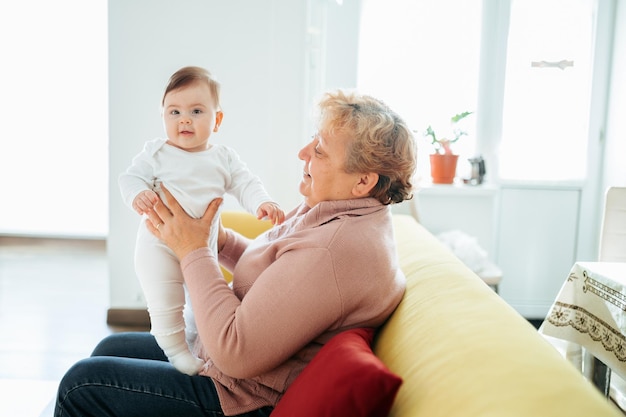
[499, 0, 595, 181]
[357, 0, 600, 184]
[357, 0, 483, 181]
[0, 0, 108, 236]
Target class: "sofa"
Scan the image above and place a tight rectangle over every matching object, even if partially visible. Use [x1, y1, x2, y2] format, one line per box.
[221, 211, 622, 416]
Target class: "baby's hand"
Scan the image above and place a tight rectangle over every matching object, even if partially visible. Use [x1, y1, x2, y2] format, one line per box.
[132, 190, 159, 215]
[257, 202, 285, 225]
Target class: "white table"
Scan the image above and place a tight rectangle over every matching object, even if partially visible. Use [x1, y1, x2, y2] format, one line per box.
[539, 261, 626, 396]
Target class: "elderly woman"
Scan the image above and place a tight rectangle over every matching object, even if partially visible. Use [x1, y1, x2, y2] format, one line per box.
[55, 89, 417, 417]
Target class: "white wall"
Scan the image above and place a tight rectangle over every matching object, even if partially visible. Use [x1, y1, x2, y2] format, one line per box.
[108, 0, 309, 308]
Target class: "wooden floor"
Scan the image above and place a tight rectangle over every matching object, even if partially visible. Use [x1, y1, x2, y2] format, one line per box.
[0, 236, 147, 417]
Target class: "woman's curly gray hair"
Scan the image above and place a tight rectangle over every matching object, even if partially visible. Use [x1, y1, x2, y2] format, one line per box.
[315, 90, 417, 205]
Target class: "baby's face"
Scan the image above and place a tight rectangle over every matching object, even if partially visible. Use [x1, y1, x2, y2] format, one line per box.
[162, 81, 222, 152]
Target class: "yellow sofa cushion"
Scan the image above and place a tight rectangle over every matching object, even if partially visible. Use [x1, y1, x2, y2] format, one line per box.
[219, 211, 272, 282]
[374, 214, 621, 417]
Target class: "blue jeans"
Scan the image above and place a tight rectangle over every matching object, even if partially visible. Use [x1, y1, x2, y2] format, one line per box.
[54, 332, 273, 417]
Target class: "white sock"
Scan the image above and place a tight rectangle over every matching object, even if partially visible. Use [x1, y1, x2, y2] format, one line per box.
[155, 331, 204, 375]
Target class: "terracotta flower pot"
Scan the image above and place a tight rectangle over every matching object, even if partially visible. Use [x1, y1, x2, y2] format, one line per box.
[430, 154, 459, 184]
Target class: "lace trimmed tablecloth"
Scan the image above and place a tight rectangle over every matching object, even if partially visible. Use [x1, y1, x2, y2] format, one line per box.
[540, 262, 626, 379]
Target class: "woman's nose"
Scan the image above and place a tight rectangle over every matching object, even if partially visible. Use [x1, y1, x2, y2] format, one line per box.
[298, 142, 312, 160]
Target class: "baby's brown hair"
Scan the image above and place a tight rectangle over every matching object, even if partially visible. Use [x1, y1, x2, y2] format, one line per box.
[162, 66, 221, 110]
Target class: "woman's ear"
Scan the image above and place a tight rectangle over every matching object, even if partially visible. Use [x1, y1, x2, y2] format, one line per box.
[214, 111, 224, 132]
[352, 172, 379, 198]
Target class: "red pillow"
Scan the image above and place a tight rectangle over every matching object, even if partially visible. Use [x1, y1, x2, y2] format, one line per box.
[271, 328, 402, 417]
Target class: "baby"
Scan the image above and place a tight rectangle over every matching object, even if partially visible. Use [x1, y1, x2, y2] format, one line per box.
[119, 66, 284, 375]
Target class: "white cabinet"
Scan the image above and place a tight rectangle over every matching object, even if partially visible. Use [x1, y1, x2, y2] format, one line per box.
[410, 184, 500, 262]
[496, 187, 580, 318]
[400, 184, 583, 320]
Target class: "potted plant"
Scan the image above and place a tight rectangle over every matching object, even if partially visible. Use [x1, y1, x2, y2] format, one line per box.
[423, 111, 473, 184]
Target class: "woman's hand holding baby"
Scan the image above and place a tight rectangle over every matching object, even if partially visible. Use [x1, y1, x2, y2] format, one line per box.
[146, 185, 222, 260]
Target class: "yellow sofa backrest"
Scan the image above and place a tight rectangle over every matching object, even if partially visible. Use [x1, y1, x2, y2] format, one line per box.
[374, 214, 621, 417]
[220, 211, 272, 282]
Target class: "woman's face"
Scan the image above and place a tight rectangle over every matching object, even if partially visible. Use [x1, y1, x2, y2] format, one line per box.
[297, 130, 364, 208]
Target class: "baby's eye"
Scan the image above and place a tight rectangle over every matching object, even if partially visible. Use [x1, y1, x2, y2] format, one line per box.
[192, 109, 203, 115]
[170, 109, 180, 115]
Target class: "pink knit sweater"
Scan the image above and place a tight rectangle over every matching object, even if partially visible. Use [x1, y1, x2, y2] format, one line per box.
[181, 198, 406, 415]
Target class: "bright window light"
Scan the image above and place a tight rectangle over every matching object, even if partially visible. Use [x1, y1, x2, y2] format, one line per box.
[357, 0, 483, 182]
[499, 0, 594, 181]
[0, 0, 108, 237]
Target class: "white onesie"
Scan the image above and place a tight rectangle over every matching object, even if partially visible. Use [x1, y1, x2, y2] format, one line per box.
[119, 138, 274, 375]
